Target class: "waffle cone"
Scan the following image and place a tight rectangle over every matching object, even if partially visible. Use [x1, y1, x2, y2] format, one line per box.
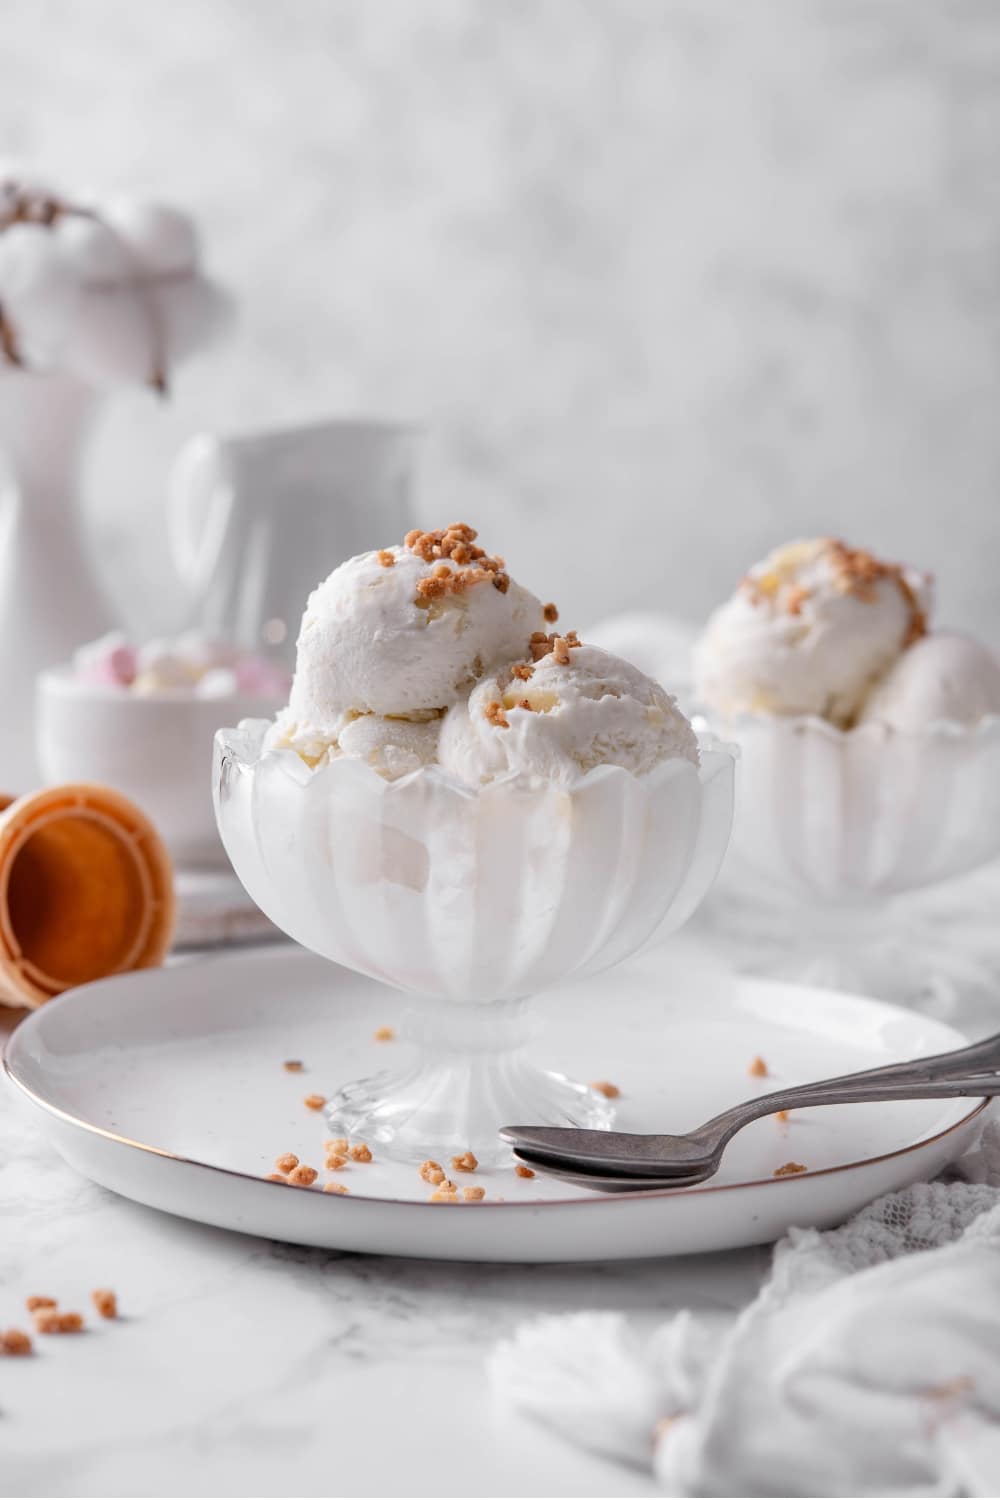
[0, 784, 175, 1009]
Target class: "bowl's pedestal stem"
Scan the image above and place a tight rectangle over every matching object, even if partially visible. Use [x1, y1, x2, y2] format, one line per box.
[325, 995, 614, 1168]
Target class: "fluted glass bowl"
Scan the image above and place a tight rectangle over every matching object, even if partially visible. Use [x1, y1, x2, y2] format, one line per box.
[214, 720, 735, 1164]
[703, 710, 1000, 1003]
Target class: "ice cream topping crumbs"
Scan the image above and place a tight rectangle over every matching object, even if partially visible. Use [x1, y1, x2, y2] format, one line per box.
[405, 523, 511, 598]
[741, 538, 928, 647]
[529, 630, 581, 663]
[484, 700, 510, 729]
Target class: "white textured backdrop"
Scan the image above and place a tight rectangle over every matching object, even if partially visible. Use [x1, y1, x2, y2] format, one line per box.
[4, 0, 1000, 637]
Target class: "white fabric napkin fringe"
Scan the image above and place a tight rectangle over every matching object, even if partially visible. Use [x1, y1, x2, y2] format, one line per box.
[490, 1122, 1000, 1497]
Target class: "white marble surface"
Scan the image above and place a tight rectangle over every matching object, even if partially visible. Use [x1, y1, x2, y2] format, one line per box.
[3, 1, 1000, 643]
[5, 889, 1000, 1496]
[0, 935, 770, 1499]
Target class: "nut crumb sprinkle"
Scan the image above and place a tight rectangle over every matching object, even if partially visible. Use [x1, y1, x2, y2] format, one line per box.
[484, 700, 509, 729]
[275, 1153, 299, 1174]
[748, 1056, 769, 1078]
[429, 1181, 459, 1203]
[25, 1296, 56, 1312]
[419, 1159, 445, 1184]
[324, 1182, 349, 1195]
[514, 1164, 535, 1179]
[91, 1290, 117, 1320]
[511, 663, 534, 680]
[590, 1080, 620, 1099]
[33, 1309, 83, 1335]
[288, 1164, 318, 1187]
[529, 630, 582, 663]
[324, 1154, 347, 1170]
[266, 1173, 288, 1182]
[462, 1186, 486, 1202]
[774, 1161, 807, 1177]
[404, 525, 511, 599]
[283, 1060, 304, 1073]
[303, 1093, 327, 1111]
[348, 1143, 373, 1163]
[325, 1138, 349, 1155]
[451, 1150, 478, 1173]
[377, 549, 395, 568]
[542, 602, 559, 623]
[373, 1026, 395, 1042]
[0, 1328, 32, 1356]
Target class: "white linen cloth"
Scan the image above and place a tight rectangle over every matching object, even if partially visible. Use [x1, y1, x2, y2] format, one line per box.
[490, 1121, 1000, 1497]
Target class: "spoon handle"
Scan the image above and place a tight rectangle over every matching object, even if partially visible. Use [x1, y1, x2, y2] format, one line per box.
[697, 1034, 1000, 1151]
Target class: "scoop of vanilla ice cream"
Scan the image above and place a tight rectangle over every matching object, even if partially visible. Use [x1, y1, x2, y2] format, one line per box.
[336, 713, 442, 779]
[694, 538, 932, 728]
[438, 643, 699, 787]
[858, 632, 1000, 731]
[281, 543, 544, 752]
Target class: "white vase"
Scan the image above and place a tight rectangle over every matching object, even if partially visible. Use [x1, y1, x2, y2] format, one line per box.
[0, 371, 112, 793]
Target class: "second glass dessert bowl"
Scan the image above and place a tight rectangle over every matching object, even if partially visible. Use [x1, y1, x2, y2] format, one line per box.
[215, 719, 734, 1165]
[705, 709, 1000, 1003]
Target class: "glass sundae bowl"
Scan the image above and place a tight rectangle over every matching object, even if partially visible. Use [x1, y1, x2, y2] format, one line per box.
[700, 710, 1000, 1005]
[214, 719, 734, 1165]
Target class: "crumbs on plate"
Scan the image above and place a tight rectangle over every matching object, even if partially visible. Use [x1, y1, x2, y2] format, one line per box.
[33, 1309, 84, 1334]
[288, 1164, 318, 1187]
[0, 1328, 33, 1355]
[91, 1289, 117, 1320]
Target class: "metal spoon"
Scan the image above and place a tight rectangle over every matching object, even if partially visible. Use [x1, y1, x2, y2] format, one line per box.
[500, 1030, 1000, 1192]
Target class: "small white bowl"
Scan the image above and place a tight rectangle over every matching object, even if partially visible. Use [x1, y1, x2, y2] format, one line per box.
[37, 670, 284, 870]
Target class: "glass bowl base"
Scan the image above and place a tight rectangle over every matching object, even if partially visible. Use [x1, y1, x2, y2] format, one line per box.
[325, 1055, 615, 1169]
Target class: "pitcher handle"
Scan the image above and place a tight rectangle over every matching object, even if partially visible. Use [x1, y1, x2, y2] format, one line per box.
[166, 432, 233, 601]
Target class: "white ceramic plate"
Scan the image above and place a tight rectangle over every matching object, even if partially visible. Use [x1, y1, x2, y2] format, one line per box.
[3, 946, 986, 1263]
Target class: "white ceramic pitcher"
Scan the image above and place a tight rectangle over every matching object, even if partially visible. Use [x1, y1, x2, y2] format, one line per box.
[167, 420, 417, 659]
